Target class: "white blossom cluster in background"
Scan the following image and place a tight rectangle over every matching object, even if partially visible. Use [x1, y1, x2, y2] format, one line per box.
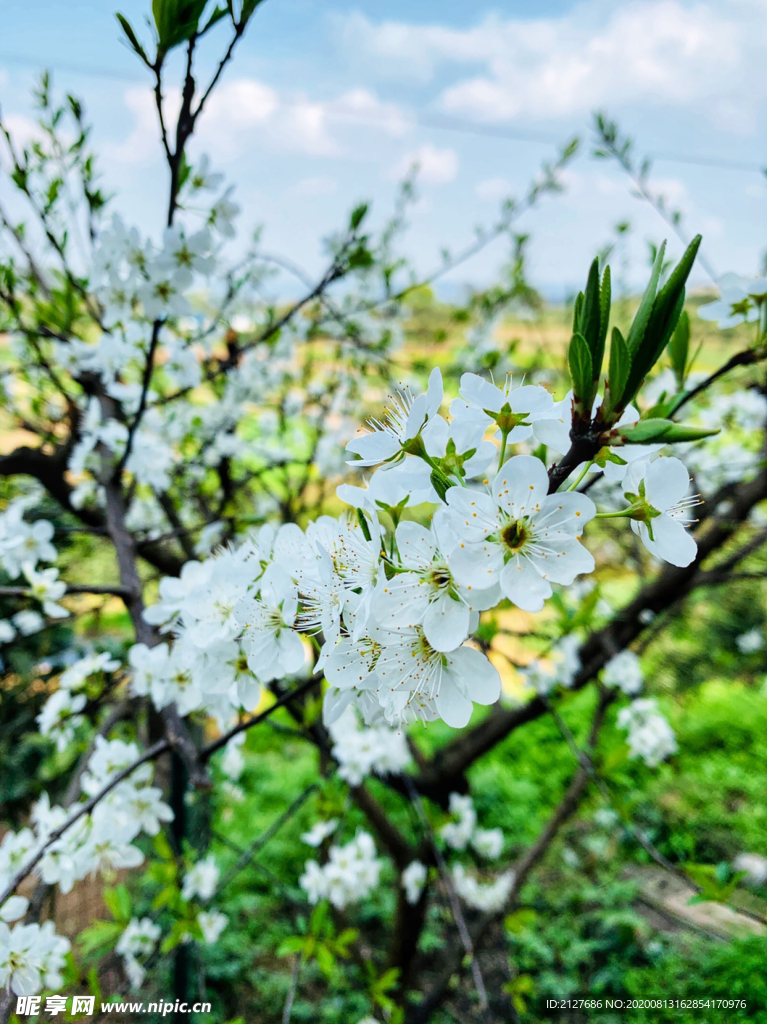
[603, 650, 644, 695]
[0, 737, 174, 993]
[116, 917, 161, 991]
[329, 705, 411, 785]
[114, 859, 227, 992]
[617, 698, 677, 767]
[37, 651, 121, 753]
[7, 159, 400, 548]
[0, 737, 172, 898]
[451, 863, 516, 912]
[300, 831, 383, 909]
[520, 635, 581, 696]
[0, 899, 70, 997]
[399, 792, 509, 911]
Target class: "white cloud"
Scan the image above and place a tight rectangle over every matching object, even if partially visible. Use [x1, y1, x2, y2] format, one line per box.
[107, 79, 411, 166]
[340, 1, 766, 128]
[104, 86, 180, 165]
[392, 143, 458, 184]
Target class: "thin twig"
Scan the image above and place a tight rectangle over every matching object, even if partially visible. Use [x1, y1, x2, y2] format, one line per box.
[281, 955, 301, 1024]
[211, 785, 319, 898]
[402, 776, 489, 1012]
[200, 676, 322, 760]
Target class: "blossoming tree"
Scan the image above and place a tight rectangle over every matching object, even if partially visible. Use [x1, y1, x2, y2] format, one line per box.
[0, 2, 766, 1021]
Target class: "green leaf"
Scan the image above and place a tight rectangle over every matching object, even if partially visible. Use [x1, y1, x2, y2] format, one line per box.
[653, 422, 719, 443]
[103, 884, 132, 923]
[606, 326, 630, 409]
[153, 0, 209, 52]
[200, 4, 228, 33]
[567, 332, 594, 407]
[616, 418, 718, 445]
[152, 885, 181, 912]
[153, 831, 175, 861]
[349, 202, 369, 231]
[79, 921, 122, 957]
[430, 468, 452, 502]
[177, 151, 192, 193]
[241, 0, 265, 21]
[626, 240, 666, 355]
[597, 264, 611, 368]
[315, 943, 335, 977]
[356, 507, 372, 542]
[346, 244, 374, 270]
[579, 257, 602, 372]
[335, 927, 359, 951]
[116, 14, 149, 63]
[622, 236, 702, 404]
[615, 418, 673, 443]
[276, 936, 305, 957]
[667, 309, 690, 388]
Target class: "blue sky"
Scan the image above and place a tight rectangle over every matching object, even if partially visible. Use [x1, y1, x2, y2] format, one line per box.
[0, 0, 765, 297]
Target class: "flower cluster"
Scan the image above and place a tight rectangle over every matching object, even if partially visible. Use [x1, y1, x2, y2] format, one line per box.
[451, 863, 516, 912]
[520, 635, 581, 696]
[602, 650, 644, 695]
[0, 739, 172, 914]
[37, 651, 120, 752]
[0, 897, 70, 997]
[617, 698, 677, 767]
[434, 793, 511, 912]
[300, 831, 383, 909]
[116, 917, 161, 991]
[0, 500, 57, 581]
[129, 363, 709, 734]
[329, 706, 411, 786]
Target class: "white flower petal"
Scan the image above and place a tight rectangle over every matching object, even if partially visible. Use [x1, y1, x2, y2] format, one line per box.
[499, 556, 552, 611]
[645, 457, 690, 511]
[643, 515, 697, 567]
[422, 594, 470, 652]
[491, 455, 549, 519]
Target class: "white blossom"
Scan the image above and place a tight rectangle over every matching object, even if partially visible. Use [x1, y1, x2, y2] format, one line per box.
[439, 793, 477, 851]
[402, 861, 427, 905]
[182, 856, 220, 902]
[452, 864, 515, 912]
[603, 650, 643, 695]
[617, 698, 677, 767]
[623, 458, 699, 567]
[443, 456, 595, 612]
[346, 368, 443, 467]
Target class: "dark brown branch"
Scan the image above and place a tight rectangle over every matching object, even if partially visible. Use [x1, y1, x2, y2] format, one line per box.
[200, 676, 323, 760]
[0, 442, 184, 578]
[350, 784, 413, 870]
[212, 784, 319, 899]
[670, 346, 767, 418]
